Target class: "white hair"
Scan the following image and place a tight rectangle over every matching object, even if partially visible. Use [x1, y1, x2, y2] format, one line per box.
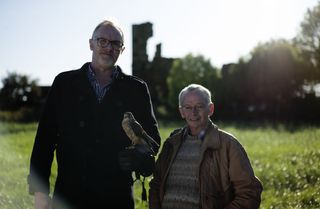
[178, 84, 212, 107]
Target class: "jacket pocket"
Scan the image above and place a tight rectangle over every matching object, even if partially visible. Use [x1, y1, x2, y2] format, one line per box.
[203, 185, 235, 209]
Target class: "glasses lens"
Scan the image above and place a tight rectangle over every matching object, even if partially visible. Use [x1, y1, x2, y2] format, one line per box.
[110, 41, 123, 50]
[97, 38, 107, 47]
[96, 38, 122, 50]
[182, 104, 205, 112]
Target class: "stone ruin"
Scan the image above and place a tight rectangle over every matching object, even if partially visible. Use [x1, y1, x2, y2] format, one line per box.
[132, 22, 175, 113]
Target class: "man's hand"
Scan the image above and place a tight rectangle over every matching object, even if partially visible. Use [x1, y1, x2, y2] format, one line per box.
[118, 144, 155, 177]
[35, 192, 51, 209]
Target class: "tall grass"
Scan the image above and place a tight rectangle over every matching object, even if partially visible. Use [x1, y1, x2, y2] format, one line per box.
[0, 121, 319, 208]
[0, 123, 37, 209]
[220, 122, 320, 208]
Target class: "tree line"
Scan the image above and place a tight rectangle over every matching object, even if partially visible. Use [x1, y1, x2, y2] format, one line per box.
[163, 41, 319, 122]
[153, 2, 320, 122]
[1, 2, 320, 122]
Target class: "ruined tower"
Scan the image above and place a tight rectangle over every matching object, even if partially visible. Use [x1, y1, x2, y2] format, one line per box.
[132, 22, 153, 78]
[132, 22, 175, 117]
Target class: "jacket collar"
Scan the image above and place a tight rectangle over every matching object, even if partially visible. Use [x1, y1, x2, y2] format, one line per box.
[201, 121, 221, 150]
[70, 63, 94, 97]
[168, 120, 221, 151]
[70, 62, 127, 95]
[81, 62, 126, 80]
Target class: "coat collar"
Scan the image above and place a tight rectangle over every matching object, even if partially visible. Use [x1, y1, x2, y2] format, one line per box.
[201, 121, 221, 150]
[70, 62, 127, 96]
[168, 120, 221, 151]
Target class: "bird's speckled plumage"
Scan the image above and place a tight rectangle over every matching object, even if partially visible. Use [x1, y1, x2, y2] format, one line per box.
[122, 112, 159, 153]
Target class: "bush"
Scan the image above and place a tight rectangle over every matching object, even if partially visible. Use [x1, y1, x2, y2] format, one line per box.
[0, 107, 40, 122]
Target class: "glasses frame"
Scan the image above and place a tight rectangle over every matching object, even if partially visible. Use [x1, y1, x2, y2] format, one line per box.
[93, 37, 124, 52]
[180, 104, 208, 113]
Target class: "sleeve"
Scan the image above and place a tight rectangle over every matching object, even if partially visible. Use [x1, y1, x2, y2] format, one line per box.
[28, 76, 60, 195]
[225, 138, 263, 209]
[133, 81, 161, 175]
[149, 141, 171, 209]
[137, 82, 161, 152]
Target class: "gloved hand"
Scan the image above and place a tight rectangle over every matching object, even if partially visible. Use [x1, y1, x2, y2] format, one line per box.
[118, 144, 155, 177]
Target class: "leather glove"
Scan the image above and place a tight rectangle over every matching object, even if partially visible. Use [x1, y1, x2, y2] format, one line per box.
[118, 144, 155, 177]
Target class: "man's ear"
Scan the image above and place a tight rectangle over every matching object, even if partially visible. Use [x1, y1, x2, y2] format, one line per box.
[89, 39, 94, 51]
[120, 46, 125, 54]
[208, 103, 214, 117]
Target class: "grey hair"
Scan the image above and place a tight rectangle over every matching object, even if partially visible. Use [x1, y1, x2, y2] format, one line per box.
[92, 20, 124, 43]
[178, 84, 212, 107]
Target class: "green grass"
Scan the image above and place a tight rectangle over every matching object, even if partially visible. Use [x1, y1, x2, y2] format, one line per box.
[0, 122, 37, 209]
[0, 121, 320, 208]
[219, 123, 320, 209]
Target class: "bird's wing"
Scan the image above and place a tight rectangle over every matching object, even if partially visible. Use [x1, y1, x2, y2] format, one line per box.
[122, 117, 140, 145]
[130, 120, 144, 137]
[141, 131, 159, 148]
[129, 118, 159, 147]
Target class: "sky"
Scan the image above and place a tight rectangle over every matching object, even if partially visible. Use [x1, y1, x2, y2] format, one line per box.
[0, 0, 319, 86]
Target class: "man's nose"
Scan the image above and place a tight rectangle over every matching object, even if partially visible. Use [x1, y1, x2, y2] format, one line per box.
[192, 107, 199, 113]
[105, 42, 113, 50]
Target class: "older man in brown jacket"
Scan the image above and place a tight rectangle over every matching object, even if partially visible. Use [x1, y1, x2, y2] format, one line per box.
[149, 84, 262, 209]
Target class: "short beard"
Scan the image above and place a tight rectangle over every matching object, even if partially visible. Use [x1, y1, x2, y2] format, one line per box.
[101, 58, 115, 69]
[95, 55, 116, 70]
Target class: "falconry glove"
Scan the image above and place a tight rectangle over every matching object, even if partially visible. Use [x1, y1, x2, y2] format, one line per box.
[118, 144, 155, 177]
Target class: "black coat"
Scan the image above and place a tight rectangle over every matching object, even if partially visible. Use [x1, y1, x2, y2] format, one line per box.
[28, 63, 161, 209]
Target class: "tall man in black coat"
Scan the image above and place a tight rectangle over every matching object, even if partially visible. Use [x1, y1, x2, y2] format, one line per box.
[28, 19, 161, 209]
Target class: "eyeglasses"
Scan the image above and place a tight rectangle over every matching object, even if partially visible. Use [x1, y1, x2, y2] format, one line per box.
[93, 37, 124, 51]
[181, 104, 207, 113]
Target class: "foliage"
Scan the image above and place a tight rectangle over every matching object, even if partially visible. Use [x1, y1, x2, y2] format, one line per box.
[1, 122, 320, 209]
[217, 39, 319, 121]
[216, 60, 249, 120]
[163, 37, 320, 122]
[247, 40, 307, 110]
[0, 72, 43, 121]
[161, 3, 320, 122]
[0, 72, 41, 110]
[166, 53, 219, 112]
[294, 1, 320, 76]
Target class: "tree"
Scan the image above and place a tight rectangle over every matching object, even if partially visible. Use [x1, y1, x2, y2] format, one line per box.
[245, 39, 309, 119]
[294, 2, 320, 80]
[219, 59, 249, 120]
[166, 53, 219, 116]
[0, 72, 41, 111]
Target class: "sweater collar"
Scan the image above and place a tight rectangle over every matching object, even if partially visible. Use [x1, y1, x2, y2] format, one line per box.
[169, 121, 221, 151]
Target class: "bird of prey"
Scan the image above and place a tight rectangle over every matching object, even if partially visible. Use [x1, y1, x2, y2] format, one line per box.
[121, 112, 159, 154]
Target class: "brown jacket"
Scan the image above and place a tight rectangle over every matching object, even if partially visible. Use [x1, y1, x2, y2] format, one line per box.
[149, 122, 262, 209]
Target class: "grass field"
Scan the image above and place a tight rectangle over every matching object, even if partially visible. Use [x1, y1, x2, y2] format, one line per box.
[0, 121, 319, 209]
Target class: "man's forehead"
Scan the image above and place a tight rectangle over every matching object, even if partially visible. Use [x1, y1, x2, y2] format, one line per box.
[186, 90, 203, 97]
[184, 91, 206, 100]
[94, 24, 123, 39]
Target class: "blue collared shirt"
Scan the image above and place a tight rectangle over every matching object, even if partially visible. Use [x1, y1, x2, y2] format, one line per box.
[87, 64, 119, 103]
